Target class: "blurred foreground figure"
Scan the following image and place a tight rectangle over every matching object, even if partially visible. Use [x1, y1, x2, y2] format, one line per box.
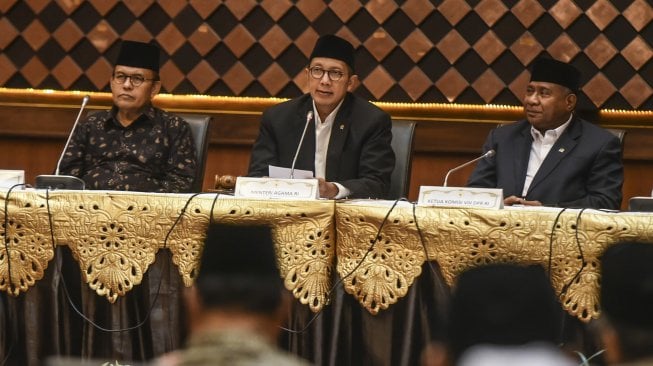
[423, 264, 575, 366]
[155, 223, 311, 366]
[599, 242, 653, 365]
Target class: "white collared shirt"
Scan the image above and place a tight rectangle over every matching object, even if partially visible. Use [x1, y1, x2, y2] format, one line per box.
[521, 114, 573, 196]
[312, 100, 350, 199]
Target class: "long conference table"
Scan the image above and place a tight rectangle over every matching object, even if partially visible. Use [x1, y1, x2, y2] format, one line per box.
[0, 190, 651, 365]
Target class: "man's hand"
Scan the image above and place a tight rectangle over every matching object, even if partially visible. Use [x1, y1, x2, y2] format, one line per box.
[317, 178, 339, 199]
[504, 195, 542, 206]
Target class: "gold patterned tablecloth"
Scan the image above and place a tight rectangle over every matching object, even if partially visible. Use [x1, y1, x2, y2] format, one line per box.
[336, 201, 653, 321]
[0, 190, 335, 312]
[3, 191, 653, 320]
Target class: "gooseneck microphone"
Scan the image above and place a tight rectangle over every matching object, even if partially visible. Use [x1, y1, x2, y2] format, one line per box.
[443, 149, 495, 187]
[55, 95, 90, 175]
[34, 95, 89, 189]
[289, 111, 313, 179]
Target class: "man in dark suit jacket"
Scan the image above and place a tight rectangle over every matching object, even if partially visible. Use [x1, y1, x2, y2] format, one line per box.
[247, 35, 395, 199]
[467, 57, 623, 210]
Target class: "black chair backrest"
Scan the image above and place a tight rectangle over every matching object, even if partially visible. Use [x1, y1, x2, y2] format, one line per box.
[606, 128, 625, 147]
[177, 113, 212, 192]
[628, 197, 653, 211]
[388, 120, 416, 200]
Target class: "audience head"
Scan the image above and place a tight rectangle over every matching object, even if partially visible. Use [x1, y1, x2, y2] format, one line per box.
[448, 263, 563, 361]
[111, 40, 161, 112]
[524, 57, 580, 132]
[600, 241, 653, 363]
[307, 35, 358, 118]
[193, 222, 284, 315]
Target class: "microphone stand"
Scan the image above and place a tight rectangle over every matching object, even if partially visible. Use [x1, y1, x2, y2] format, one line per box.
[35, 95, 90, 190]
[290, 111, 313, 179]
[443, 149, 495, 187]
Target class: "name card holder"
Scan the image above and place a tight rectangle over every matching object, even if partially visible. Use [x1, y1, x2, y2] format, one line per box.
[234, 177, 319, 200]
[417, 186, 503, 209]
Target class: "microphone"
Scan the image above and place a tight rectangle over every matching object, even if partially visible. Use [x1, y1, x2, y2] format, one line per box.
[443, 149, 495, 187]
[289, 111, 313, 179]
[35, 95, 89, 190]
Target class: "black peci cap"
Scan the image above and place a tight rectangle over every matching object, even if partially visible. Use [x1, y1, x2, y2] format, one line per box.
[601, 242, 653, 327]
[530, 57, 581, 91]
[198, 223, 279, 279]
[448, 264, 562, 358]
[310, 34, 355, 71]
[115, 40, 160, 72]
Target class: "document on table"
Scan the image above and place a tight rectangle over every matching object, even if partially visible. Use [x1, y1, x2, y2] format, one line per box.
[268, 165, 313, 179]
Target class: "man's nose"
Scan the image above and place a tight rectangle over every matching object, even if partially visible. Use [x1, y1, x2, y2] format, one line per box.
[121, 77, 134, 88]
[319, 73, 331, 84]
[525, 93, 538, 104]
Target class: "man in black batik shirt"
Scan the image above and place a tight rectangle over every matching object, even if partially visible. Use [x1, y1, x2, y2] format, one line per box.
[59, 40, 197, 193]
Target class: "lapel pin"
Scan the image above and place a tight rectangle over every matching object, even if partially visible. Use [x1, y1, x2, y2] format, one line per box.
[558, 148, 565, 153]
[340, 124, 344, 130]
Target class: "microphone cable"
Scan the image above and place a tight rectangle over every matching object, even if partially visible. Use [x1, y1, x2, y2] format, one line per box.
[547, 208, 568, 276]
[558, 208, 587, 300]
[46, 190, 204, 333]
[280, 197, 403, 334]
[410, 201, 450, 281]
[553, 207, 587, 348]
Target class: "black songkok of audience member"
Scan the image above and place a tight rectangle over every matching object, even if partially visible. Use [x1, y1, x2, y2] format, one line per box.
[195, 223, 283, 314]
[448, 263, 563, 361]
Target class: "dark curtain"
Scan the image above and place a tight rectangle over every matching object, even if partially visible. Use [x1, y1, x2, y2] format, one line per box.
[0, 248, 187, 366]
[281, 262, 451, 366]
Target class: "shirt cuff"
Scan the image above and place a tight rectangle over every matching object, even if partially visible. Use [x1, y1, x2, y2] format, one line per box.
[333, 182, 350, 199]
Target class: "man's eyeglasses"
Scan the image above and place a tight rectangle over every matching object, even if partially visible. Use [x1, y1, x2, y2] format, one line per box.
[112, 73, 157, 87]
[308, 67, 345, 81]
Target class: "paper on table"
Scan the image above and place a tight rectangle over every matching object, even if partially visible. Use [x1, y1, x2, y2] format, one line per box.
[268, 165, 314, 179]
[0, 170, 25, 188]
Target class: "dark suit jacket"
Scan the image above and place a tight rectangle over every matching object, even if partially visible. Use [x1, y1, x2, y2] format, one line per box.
[467, 117, 623, 210]
[247, 93, 395, 199]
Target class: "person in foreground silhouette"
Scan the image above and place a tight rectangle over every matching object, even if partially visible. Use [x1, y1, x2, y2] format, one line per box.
[154, 223, 311, 366]
[422, 263, 576, 366]
[598, 241, 653, 365]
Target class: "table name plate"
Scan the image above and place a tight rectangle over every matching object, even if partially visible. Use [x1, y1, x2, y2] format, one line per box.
[417, 186, 503, 209]
[234, 177, 319, 200]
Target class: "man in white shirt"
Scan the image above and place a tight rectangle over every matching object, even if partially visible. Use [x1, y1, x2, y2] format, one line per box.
[467, 57, 623, 209]
[247, 35, 395, 199]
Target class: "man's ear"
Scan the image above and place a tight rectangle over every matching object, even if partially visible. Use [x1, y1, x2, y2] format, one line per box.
[150, 80, 162, 98]
[600, 323, 623, 364]
[566, 93, 577, 111]
[273, 291, 292, 325]
[183, 286, 203, 331]
[347, 75, 359, 92]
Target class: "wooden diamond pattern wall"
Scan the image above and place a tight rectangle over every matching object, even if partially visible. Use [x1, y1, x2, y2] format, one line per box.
[1, 0, 652, 110]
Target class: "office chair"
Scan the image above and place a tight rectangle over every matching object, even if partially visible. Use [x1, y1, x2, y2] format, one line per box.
[178, 113, 212, 192]
[388, 120, 416, 200]
[605, 128, 625, 147]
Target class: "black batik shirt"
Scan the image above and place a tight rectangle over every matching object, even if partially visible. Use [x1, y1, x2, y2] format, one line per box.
[59, 105, 197, 193]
